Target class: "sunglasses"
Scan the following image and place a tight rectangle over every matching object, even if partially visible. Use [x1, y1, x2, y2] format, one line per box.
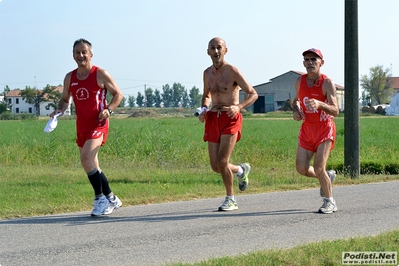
[304, 58, 318, 62]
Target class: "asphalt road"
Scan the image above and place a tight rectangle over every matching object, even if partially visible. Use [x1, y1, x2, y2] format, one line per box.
[1, 180, 399, 266]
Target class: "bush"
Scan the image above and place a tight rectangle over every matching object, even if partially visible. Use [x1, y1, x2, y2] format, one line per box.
[329, 162, 398, 175]
[384, 163, 399, 174]
[360, 162, 385, 174]
[0, 113, 38, 120]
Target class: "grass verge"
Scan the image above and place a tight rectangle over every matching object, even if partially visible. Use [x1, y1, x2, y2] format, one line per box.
[168, 230, 399, 266]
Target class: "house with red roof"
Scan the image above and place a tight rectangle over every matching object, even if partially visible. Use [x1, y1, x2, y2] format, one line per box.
[5, 86, 71, 116]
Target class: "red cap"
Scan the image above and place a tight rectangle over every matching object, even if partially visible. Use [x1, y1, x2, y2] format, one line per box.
[302, 48, 323, 59]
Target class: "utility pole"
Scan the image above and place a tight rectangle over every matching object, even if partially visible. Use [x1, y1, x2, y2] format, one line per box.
[144, 84, 146, 108]
[344, 0, 360, 178]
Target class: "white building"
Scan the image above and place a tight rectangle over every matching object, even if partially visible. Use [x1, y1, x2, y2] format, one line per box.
[6, 87, 71, 116]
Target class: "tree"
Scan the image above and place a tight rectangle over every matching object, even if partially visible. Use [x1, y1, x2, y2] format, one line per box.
[19, 86, 40, 115]
[145, 87, 155, 107]
[136, 92, 144, 107]
[42, 84, 62, 111]
[0, 85, 12, 114]
[162, 84, 173, 107]
[128, 95, 136, 107]
[172, 82, 185, 107]
[20, 85, 60, 116]
[107, 92, 126, 108]
[360, 65, 393, 105]
[189, 86, 202, 108]
[181, 90, 190, 108]
[118, 96, 126, 107]
[154, 89, 162, 107]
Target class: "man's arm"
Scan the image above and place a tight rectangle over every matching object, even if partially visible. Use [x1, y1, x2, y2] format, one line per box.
[98, 68, 123, 112]
[293, 77, 304, 121]
[234, 67, 258, 111]
[307, 77, 339, 117]
[201, 70, 211, 109]
[322, 78, 339, 117]
[199, 70, 211, 123]
[51, 73, 71, 117]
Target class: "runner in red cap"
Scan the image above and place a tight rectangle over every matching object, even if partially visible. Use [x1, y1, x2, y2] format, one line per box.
[293, 48, 339, 214]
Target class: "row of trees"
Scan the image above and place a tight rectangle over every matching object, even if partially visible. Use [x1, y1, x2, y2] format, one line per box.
[0, 82, 203, 115]
[121, 83, 202, 108]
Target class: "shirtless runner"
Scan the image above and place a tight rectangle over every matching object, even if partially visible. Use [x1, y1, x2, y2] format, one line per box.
[198, 37, 258, 211]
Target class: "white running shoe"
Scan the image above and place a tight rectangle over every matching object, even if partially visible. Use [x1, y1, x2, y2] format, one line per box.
[104, 195, 122, 215]
[91, 196, 109, 216]
[238, 163, 251, 191]
[218, 197, 238, 211]
[320, 170, 336, 197]
[318, 198, 338, 214]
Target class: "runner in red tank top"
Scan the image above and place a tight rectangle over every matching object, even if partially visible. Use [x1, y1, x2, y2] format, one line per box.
[293, 48, 339, 214]
[51, 38, 123, 216]
[69, 65, 108, 134]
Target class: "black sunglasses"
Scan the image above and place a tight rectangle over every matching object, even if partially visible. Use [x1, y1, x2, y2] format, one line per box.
[304, 58, 318, 62]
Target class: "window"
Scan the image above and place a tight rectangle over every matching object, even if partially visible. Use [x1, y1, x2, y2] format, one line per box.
[8, 98, 12, 104]
[29, 108, 32, 113]
[16, 108, 19, 113]
[16, 98, 19, 104]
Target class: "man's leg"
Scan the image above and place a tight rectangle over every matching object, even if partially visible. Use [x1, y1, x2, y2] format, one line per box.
[296, 142, 333, 197]
[80, 137, 110, 216]
[80, 138, 103, 196]
[208, 134, 238, 196]
[208, 134, 239, 211]
[313, 141, 337, 214]
[295, 146, 316, 178]
[80, 137, 102, 173]
[313, 141, 333, 198]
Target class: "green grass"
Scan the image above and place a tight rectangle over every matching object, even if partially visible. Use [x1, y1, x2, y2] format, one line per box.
[169, 230, 399, 266]
[1, 115, 399, 218]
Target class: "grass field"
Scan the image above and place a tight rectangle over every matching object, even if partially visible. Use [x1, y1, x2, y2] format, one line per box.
[1, 114, 399, 218]
[1, 113, 399, 265]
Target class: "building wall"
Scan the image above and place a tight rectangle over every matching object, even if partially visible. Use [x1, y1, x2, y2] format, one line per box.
[240, 71, 300, 113]
[39, 101, 71, 116]
[8, 96, 35, 114]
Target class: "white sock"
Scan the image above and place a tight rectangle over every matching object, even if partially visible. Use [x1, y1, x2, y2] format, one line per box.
[227, 195, 235, 201]
[237, 166, 243, 177]
[325, 197, 334, 202]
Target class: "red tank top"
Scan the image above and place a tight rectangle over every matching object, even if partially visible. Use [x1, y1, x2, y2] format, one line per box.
[298, 74, 333, 123]
[69, 66, 108, 132]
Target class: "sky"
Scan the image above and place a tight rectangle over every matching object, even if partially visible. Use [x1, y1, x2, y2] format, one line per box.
[1, 0, 399, 98]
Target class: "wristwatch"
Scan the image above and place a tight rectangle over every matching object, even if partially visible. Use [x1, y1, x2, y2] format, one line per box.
[107, 108, 113, 115]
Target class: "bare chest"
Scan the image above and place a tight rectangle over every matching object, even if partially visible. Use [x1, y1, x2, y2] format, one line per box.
[207, 72, 237, 94]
